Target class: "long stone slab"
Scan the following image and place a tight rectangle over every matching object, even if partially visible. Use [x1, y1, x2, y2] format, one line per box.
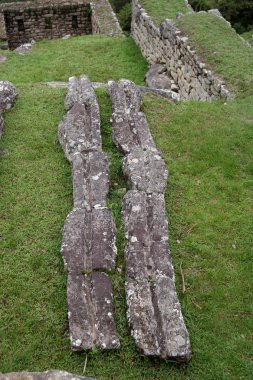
[67, 271, 120, 351]
[123, 148, 168, 193]
[110, 111, 156, 154]
[109, 79, 191, 361]
[122, 190, 191, 360]
[0, 80, 17, 113]
[108, 79, 142, 115]
[58, 102, 102, 161]
[72, 150, 109, 209]
[0, 371, 97, 380]
[61, 207, 117, 272]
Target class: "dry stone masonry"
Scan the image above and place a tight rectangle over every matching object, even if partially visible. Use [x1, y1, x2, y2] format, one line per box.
[0, 80, 17, 139]
[132, 0, 234, 101]
[1, 0, 123, 49]
[109, 79, 191, 361]
[58, 75, 120, 352]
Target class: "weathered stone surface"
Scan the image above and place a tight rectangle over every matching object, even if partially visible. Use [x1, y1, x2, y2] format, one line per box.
[0, 371, 97, 380]
[108, 79, 142, 115]
[61, 207, 116, 272]
[67, 271, 120, 351]
[65, 75, 100, 113]
[123, 147, 168, 193]
[0, 80, 17, 113]
[122, 190, 191, 361]
[145, 64, 175, 90]
[58, 102, 101, 161]
[0, 114, 4, 139]
[72, 151, 109, 209]
[59, 76, 101, 161]
[138, 86, 180, 102]
[110, 111, 155, 154]
[126, 276, 191, 360]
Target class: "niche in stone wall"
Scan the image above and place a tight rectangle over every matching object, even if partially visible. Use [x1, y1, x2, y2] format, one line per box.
[72, 15, 78, 29]
[17, 19, 24, 32]
[45, 17, 52, 29]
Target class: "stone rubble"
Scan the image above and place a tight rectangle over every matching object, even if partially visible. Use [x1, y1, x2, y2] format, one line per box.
[59, 75, 119, 351]
[0, 80, 17, 139]
[109, 79, 191, 361]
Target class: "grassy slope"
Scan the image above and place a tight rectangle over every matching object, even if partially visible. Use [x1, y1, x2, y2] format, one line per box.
[140, 0, 188, 22]
[0, 11, 253, 380]
[177, 14, 253, 97]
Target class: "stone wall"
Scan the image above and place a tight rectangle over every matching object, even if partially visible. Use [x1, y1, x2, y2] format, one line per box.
[131, 0, 234, 100]
[0, 11, 6, 39]
[4, 1, 92, 49]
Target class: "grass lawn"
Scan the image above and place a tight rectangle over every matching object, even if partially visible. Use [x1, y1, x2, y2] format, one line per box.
[0, 25, 253, 380]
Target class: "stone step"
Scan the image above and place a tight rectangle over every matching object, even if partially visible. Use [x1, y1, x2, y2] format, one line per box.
[67, 271, 120, 351]
[61, 207, 117, 272]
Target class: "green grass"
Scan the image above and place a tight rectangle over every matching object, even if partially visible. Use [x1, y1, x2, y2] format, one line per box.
[139, 0, 188, 24]
[241, 30, 253, 46]
[0, 35, 147, 85]
[177, 13, 253, 97]
[0, 21, 253, 380]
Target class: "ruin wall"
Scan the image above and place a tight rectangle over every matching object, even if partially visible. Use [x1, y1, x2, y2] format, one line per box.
[4, 2, 92, 49]
[131, 0, 233, 100]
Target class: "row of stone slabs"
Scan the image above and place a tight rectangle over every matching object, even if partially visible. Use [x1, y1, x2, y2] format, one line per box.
[58, 75, 191, 361]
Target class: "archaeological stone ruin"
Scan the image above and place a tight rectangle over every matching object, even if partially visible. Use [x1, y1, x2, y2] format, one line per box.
[59, 75, 120, 352]
[0, 0, 123, 49]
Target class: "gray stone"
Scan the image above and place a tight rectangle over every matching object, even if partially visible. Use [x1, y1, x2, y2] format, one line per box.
[123, 147, 168, 193]
[108, 79, 142, 115]
[0, 81, 17, 113]
[0, 55, 7, 63]
[122, 190, 191, 361]
[62, 34, 71, 39]
[0, 371, 97, 380]
[0, 114, 4, 139]
[67, 271, 120, 351]
[126, 276, 191, 360]
[110, 111, 156, 154]
[122, 190, 173, 279]
[58, 102, 101, 162]
[145, 64, 175, 90]
[138, 86, 180, 101]
[61, 207, 117, 272]
[65, 75, 100, 113]
[72, 150, 110, 209]
[14, 42, 34, 53]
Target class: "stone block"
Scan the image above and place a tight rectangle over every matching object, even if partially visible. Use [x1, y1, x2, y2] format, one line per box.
[123, 147, 168, 193]
[72, 150, 110, 209]
[61, 207, 117, 272]
[67, 272, 120, 351]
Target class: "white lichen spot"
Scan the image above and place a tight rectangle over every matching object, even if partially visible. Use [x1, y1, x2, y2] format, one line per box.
[131, 236, 138, 243]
